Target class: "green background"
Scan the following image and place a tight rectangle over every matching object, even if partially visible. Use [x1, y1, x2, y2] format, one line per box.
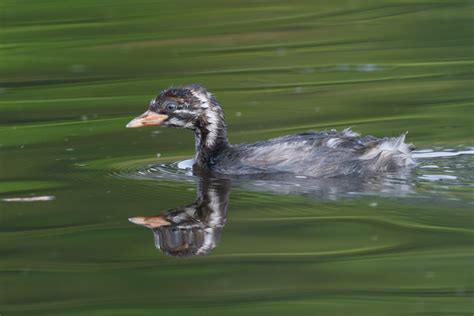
[0, 1, 473, 315]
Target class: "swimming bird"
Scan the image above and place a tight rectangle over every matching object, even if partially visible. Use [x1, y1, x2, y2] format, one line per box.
[126, 84, 414, 177]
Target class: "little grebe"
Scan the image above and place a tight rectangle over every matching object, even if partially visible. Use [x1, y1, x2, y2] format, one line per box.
[126, 84, 414, 177]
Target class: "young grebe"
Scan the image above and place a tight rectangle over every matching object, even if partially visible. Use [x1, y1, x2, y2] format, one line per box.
[127, 84, 414, 177]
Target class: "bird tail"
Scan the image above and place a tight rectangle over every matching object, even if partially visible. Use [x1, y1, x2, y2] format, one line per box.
[360, 133, 415, 171]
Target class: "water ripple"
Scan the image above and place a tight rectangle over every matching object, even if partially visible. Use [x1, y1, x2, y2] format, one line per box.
[112, 147, 473, 203]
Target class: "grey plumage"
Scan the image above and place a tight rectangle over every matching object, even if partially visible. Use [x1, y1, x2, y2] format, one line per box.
[127, 84, 415, 178]
[212, 129, 414, 177]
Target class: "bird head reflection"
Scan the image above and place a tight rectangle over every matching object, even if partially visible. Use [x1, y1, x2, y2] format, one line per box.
[129, 178, 230, 257]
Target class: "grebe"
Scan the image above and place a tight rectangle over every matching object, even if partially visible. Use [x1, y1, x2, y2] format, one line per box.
[126, 84, 414, 177]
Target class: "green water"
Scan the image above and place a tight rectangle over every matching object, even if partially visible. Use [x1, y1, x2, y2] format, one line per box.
[1, 1, 473, 315]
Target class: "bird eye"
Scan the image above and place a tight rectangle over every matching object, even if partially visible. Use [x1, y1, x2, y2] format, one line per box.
[166, 103, 177, 111]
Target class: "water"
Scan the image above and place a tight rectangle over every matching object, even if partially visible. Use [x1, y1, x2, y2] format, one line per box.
[1, 1, 473, 315]
[117, 148, 474, 201]
[120, 149, 473, 258]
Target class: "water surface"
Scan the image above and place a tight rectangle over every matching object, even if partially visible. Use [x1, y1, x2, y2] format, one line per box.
[1, 1, 473, 315]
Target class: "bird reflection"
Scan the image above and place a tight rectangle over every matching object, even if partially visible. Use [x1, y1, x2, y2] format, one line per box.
[127, 163, 414, 257]
[129, 178, 229, 257]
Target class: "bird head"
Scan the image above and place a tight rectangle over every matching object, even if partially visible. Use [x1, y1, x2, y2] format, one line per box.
[126, 84, 223, 131]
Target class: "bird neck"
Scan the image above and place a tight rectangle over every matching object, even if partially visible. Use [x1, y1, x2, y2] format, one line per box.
[193, 107, 229, 168]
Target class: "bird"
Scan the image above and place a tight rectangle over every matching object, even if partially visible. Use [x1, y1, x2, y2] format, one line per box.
[126, 84, 414, 178]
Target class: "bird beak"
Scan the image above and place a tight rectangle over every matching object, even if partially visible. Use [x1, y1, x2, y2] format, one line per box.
[128, 216, 171, 228]
[126, 110, 169, 128]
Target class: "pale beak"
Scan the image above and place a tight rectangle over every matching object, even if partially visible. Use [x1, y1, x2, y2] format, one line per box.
[129, 216, 171, 228]
[126, 110, 169, 128]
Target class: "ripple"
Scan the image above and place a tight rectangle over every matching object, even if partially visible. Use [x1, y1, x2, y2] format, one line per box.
[418, 174, 457, 182]
[412, 148, 474, 159]
[112, 147, 473, 203]
[112, 159, 196, 184]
